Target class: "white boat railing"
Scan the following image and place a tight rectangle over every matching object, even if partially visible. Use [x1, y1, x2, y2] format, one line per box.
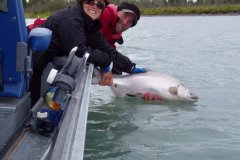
[50, 63, 94, 160]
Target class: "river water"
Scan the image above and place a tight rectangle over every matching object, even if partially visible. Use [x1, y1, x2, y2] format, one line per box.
[84, 16, 240, 160]
[26, 16, 240, 160]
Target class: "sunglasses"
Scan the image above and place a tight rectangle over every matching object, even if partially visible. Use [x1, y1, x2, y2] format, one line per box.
[84, 0, 105, 10]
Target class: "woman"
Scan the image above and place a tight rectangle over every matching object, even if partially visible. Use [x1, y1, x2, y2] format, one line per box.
[30, 0, 146, 106]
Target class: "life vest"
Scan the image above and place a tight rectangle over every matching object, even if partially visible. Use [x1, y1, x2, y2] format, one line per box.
[99, 4, 122, 48]
[27, 18, 46, 32]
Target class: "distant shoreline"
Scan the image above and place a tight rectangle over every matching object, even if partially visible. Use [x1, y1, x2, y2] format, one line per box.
[140, 5, 240, 16]
[24, 5, 240, 18]
[25, 12, 240, 19]
[141, 13, 240, 17]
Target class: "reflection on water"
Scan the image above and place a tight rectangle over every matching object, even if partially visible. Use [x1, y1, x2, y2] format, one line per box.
[26, 17, 240, 160]
[84, 16, 240, 160]
[85, 97, 139, 159]
[85, 88, 197, 160]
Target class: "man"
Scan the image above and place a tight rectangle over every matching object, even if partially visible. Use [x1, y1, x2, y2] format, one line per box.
[100, 2, 140, 48]
[30, 0, 146, 106]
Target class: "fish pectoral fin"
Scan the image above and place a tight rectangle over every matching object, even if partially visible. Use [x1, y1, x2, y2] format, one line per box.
[168, 87, 178, 95]
[136, 93, 144, 97]
[126, 93, 144, 98]
[126, 94, 136, 97]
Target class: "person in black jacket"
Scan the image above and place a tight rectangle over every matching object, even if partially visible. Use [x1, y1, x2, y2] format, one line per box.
[30, 0, 146, 106]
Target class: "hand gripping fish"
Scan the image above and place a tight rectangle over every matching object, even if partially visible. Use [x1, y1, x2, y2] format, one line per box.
[92, 68, 198, 103]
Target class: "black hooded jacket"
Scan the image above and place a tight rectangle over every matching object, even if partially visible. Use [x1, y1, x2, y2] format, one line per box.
[40, 4, 135, 73]
[30, 4, 135, 105]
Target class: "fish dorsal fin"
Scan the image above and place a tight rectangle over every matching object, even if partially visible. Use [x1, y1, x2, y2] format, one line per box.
[169, 87, 178, 95]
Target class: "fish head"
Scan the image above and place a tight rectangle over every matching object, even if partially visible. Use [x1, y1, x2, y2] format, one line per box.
[177, 85, 199, 103]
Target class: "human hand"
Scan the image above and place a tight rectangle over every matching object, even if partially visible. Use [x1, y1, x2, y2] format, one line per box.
[131, 67, 147, 74]
[99, 72, 113, 86]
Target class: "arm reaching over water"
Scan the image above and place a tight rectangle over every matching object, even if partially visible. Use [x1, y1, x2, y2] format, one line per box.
[130, 67, 147, 74]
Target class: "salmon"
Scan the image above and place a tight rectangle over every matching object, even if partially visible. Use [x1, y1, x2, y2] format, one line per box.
[92, 69, 198, 103]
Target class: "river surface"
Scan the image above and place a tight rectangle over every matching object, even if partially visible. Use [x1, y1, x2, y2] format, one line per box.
[26, 16, 240, 160]
[84, 16, 240, 160]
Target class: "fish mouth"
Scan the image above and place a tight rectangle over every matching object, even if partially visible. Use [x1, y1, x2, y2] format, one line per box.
[188, 94, 199, 102]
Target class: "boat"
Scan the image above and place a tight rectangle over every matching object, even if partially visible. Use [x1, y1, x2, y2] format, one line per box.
[0, 1, 93, 159]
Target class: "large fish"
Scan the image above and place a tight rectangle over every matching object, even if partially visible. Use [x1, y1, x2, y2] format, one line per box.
[92, 69, 198, 103]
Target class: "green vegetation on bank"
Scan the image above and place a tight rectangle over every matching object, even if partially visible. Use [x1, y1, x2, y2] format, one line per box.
[24, 2, 240, 18]
[24, 1, 75, 18]
[141, 4, 240, 15]
[25, 12, 51, 18]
